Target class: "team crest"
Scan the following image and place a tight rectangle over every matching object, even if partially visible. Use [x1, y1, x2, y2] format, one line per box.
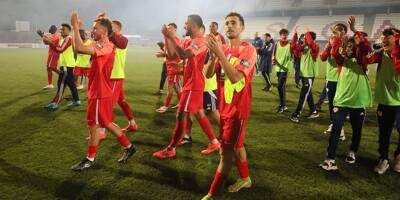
[240, 60, 250, 68]
[192, 43, 199, 50]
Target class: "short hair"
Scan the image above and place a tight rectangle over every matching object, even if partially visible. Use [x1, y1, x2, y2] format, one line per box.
[335, 23, 348, 33]
[309, 32, 317, 40]
[79, 29, 86, 40]
[112, 20, 122, 30]
[61, 23, 71, 31]
[168, 23, 177, 29]
[382, 28, 394, 36]
[279, 29, 289, 35]
[211, 21, 218, 27]
[264, 33, 271, 37]
[299, 33, 305, 38]
[94, 18, 113, 37]
[188, 14, 204, 28]
[225, 12, 245, 26]
[49, 25, 57, 34]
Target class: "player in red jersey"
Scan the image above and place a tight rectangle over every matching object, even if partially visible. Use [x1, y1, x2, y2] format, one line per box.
[37, 25, 60, 89]
[152, 15, 220, 159]
[202, 12, 257, 199]
[155, 23, 182, 113]
[69, 11, 136, 171]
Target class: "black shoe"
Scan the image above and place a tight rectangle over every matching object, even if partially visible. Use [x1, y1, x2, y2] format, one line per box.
[71, 158, 94, 171]
[118, 145, 136, 163]
[290, 113, 300, 123]
[276, 105, 288, 113]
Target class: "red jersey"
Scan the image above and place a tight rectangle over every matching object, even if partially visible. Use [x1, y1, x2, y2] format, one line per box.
[216, 32, 226, 45]
[181, 36, 208, 91]
[87, 40, 115, 99]
[165, 36, 181, 75]
[46, 32, 60, 67]
[215, 42, 257, 119]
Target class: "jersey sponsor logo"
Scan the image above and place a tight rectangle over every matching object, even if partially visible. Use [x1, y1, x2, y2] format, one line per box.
[240, 60, 250, 68]
[97, 43, 104, 49]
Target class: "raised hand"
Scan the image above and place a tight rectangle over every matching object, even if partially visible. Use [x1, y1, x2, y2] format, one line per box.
[205, 34, 223, 57]
[161, 24, 173, 39]
[348, 16, 357, 33]
[96, 12, 107, 20]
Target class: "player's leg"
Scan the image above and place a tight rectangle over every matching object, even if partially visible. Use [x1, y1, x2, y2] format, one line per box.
[195, 109, 220, 155]
[156, 79, 174, 113]
[116, 81, 138, 132]
[153, 110, 189, 158]
[66, 67, 80, 107]
[320, 107, 348, 170]
[345, 108, 366, 164]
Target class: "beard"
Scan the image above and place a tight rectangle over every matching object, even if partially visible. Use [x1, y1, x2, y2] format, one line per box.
[185, 29, 191, 37]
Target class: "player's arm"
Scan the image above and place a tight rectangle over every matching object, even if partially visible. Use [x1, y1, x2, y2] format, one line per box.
[110, 32, 128, 49]
[204, 50, 217, 78]
[164, 37, 178, 59]
[305, 32, 319, 60]
[392, 32, 400, 73]
[70, 11, 95, 55]
[320, 41, 332, 61]
[206, 35, 245, 83]
[161, 25, 193, 59]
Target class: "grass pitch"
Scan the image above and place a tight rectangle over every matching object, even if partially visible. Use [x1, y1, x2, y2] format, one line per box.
[0, 47, 399, 200]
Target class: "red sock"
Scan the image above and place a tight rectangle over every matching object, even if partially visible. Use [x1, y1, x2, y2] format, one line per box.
[169, 119, 187, 147]
[198, 116, 217, 141]
[52, 94, 59, 104]
[208, 171, 225, 196]
[118, 101, 134, 121]
[164, 94, 172, 107]
[236, 160, 249, 179]
[117, 134, 131, 148]
[176, 92, 181, 100]
[87, 145, 98, 159]
[47, 71, 52, 85]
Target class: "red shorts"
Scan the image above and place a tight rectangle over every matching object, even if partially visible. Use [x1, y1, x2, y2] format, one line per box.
[74, 67, 90, 76]
[46, 53, 59, 68]
[220, 117, 247, 149]
[87, 98, 114, 126]
[178, 90, 203, 114]
[167, 74, 180, 84]
[110, 79, 126, 105]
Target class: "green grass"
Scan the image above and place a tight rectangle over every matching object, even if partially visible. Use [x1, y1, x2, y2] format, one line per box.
[0, 47, 399, 200]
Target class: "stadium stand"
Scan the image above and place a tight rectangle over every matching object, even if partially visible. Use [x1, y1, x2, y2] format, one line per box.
[372, 13, 400, 40]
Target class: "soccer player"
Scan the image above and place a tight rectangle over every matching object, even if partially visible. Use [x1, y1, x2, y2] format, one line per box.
[252, 32, 263, 76]
[259, 33, 275, 91]
[273, 29, 294, 113]
[153, 42, 168, 96]
[38, 25, 60, 89]
[209, 21, 226, 44]
[319, 23, 348, 139]
[366, 28, 400, 174]
[155, 23, 182, 113]
[107, 19, 138, 133]
[320, 16, 372, 171]
[152, 15, 220, 159]
[289, 27, 320, 123]
[43, 23, 80, 110]
[74, 29, 92, 90]
[202, 12, 256, 199]
[69, 11, 136, 171]
[293, 33, 305, 89]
